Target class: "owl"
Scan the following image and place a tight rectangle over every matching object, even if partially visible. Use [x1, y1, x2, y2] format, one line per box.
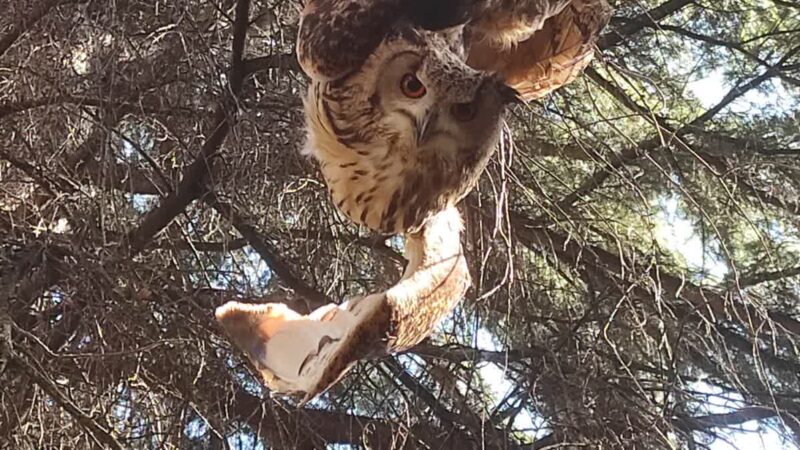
[215, 0, 611, 402]
[299, 17, 518, 234]
[297, 0, 611, 233]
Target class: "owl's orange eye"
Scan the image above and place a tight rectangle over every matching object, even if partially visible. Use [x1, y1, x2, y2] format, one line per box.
[400, 73, 426, 99]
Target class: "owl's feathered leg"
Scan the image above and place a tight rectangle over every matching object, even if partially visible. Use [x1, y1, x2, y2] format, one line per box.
[215, 206, 469, 402]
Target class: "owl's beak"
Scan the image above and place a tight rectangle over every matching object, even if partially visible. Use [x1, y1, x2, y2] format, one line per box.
[416, 109, 437, 145]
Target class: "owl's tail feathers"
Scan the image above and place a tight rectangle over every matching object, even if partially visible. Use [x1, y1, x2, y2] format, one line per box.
[215, 294, 390, 403]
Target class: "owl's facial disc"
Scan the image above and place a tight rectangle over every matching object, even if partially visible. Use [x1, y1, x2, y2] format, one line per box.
[421, 75, 516, 143]
[406, 74, 514, 163]
[373, 48, 511, 155]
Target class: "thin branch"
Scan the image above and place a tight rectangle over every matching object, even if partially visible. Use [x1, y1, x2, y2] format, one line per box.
[12, 352, 124, 450]
[691, 129, 800, 158]
[738, 266, 800, 288]
[524, 433, 558, 450]
[506, 208, 800, 336]
[168, 238, 249, 252]
[629, 21, 800, 87]
[382, 358, 517, 447]
[691, 46, 800, 125]
[675, 406, 778, 430]
[231, 390, 479, 448]
[597, 0, 696, 50]
[383, 358, 465, 428]
[205, 193, 330, 312]
[0, 0, 80, 57]
[411, 342, 546, 365]
[549, 46, 798, 212]
[772, 0, 800, 10]
[124, 0, 251, 253]
[698, 151, 800, 218]
[242, 52, 301, 75]
[0, 95, 195, 122]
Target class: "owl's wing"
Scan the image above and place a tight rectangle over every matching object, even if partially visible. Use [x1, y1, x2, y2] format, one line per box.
[215, 294, 391, 402]
[403, 0, 611, 101]
[215, 207, 471, 403]
[296, 0, 403, 81]
[465, 0, 612, 101]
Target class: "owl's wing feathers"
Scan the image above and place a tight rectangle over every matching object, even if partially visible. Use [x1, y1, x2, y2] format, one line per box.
[215, 207, 469, 402]
[216, 293, 391, 402]
[215, 268, 468, 402]
[465, 0, 612, 101]
[217, 0, 612, 402]
[297, 0, 404, 81]
[297, 0, 611, 96]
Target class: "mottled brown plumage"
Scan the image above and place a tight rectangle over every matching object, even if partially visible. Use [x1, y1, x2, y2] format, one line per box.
[298, 0, 611, 233]
[302, 28, 514, 234]
[467, 0, 612, 100]
[215, 0, 610, 401]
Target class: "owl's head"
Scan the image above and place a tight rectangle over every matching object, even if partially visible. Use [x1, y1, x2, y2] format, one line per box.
[303, 25, 518, 234]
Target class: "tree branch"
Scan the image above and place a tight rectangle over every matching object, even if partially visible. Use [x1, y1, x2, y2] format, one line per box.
[204, 193, 331, 312]
[383, 358, 467, 429]
[0, 0, 81, 57]
[506, 208, 800, 336]
[11, 352, 124, 450]
[231, 390, 481, 448]
[0, 95, 195, 121]
[697, 151, 800, 219]
[675, 406, 778, 430]
[738, 266, 800, 288]
[167, 238, 249, 252]
[626, 21, 800, 88]
[549, 46, 798, 213]
[124, 0, 251, 254]
[597, 0, 696, 50]
[411, 342, 546, 365]
[383, 358, 518, 448]
[242, 52, 301, 75]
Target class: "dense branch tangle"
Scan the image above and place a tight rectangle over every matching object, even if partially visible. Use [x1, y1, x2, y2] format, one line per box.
[1, 0, 799, 449]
